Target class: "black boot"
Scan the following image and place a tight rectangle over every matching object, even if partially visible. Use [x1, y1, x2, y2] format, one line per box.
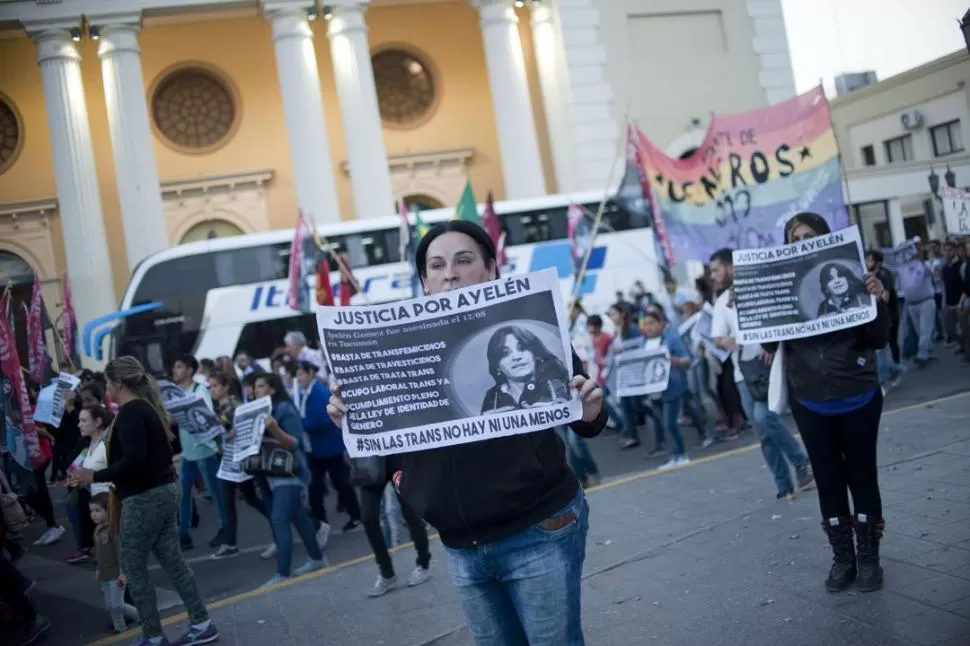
[822, 517, 856, 592]
[854, 515, 884, 592]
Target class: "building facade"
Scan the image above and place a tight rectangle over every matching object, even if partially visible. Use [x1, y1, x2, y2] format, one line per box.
[831, 50, 970, 250]
[0, 0, 793, 337]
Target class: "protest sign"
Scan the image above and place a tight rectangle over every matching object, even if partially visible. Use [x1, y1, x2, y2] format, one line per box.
[317, 268, 581, 457]
[33, 385, 56, 427]
[732, 224, 875, 344]
[615, 345, 671, 398]
[941, 186, 970, 235]
[217, 438, 252, 483]
[157, 380, 186, 405]
[232, 396, 271, 461]
[679, 304, 729, 362]
[879, 240, 919, 274]
[165, 393, 224, 442]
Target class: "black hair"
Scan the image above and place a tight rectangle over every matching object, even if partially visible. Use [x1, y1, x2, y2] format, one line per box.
[709, 247, 733, 266]
[485, 325, 569, 386]
[241, 371, 261, 388]
[80, 383, 104, 403]
[784, 212, 831, 243]
[174, 354, 199, 374]
[200, 358, 215, 371]
[90, 492, 110, 511]
[414, 220, 497, 280]
[587, 314, 603, 329]
[81, 404, 114, 429]
[866, 249, 884, 263]
[296, 360, 319, 375]
[608, 302, 638, 339]
[282, 360, 301, 378]
[818, 263, 866, 297]
[208, 369, 233, 388]
[253, 372, 289, 404]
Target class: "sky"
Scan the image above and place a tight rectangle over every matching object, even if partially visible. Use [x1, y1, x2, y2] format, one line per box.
[781, 0, 969, 95]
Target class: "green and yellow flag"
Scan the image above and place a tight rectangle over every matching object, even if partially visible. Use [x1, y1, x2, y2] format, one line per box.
[453, 181, 480, 225]
[414, 209, 430, 239]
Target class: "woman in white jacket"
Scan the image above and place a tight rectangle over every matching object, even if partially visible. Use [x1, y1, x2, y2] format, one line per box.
[63, 404, 113, 564]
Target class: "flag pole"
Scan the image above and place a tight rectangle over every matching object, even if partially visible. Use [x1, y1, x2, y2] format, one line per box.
[309, 229, 369, 305]
[571, 102, 633, 302]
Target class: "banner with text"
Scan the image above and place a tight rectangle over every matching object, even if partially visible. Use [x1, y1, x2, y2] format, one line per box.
[633, 85, 849, 262]
[941, 186, 970, 235]
[733, 224, 875, 344]
[615, 345, 671, 398]
[317, 268, 580, 457]
[678, 304, 729, 363]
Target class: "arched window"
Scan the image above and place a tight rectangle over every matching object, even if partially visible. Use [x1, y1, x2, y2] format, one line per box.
[404, 194, 444, 212]
[180, 219, 245, 244]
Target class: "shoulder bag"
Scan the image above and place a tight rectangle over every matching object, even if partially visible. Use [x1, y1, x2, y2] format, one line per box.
[242, 435, 300, 477]
[0, 467, 28, 537]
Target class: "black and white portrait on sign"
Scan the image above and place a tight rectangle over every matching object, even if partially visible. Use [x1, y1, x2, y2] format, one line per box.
[804, 261, 870, 317]
[158, 380, 185, 405]
[615, 346, 670, 398]
[475, 324, 571, 415]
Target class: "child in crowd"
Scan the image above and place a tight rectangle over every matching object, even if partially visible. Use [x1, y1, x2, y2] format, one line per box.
[90, 493, 139, 634]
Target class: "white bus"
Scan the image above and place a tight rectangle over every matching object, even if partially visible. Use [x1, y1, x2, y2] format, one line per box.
[111, 189, 663, 375]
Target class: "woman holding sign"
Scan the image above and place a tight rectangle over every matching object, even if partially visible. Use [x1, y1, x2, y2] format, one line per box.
[328, 221, 607, 646]
[772, 213, 890, 594]
[816, 263, 871, 316]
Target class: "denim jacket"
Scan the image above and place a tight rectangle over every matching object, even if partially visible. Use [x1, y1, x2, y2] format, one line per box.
[654, 326, 689, 402]
[267, 399, 310, 490]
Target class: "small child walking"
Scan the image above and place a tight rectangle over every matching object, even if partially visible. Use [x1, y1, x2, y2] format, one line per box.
[90, 493, 139, 633]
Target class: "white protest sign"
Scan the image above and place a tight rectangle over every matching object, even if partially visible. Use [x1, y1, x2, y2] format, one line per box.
[165, 393, 224, 443]
[317, 268, 581, 457]
[879, 240, 919, 274]
[33, 384, 57, 426]
[678, 303, 729, 363]
[733, 224, 876, 344]
[232, 396, 271, 461]
[615, 345, 671, 398]
[217, 438, 252, 483]
[941, 186, 970, 235]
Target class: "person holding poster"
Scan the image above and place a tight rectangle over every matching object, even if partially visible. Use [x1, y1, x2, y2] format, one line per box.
[327, 221, 607, 645]
[769, 213, 890, 594]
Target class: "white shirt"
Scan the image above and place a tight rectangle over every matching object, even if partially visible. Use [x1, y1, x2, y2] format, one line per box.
[710, 289, 762, 383]
[81, 438, 110, 496]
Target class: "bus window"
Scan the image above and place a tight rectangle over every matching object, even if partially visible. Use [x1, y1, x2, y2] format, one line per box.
[501, 205, 569, 245]
[213, 242, 289, 286]
[321, 230, 396, 270]
[234, 313, 319, 361]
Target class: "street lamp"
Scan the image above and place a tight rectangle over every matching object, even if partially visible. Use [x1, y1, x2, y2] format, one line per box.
[962, 10, 970, 55]
[928, 165, 957, 200]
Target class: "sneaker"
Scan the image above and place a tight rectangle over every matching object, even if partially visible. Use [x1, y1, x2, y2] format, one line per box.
[261, 574, 288, 588]
[260, 543, 277, 560]
[294, 558, 328, 576]
[644, 446, 667, 458]
[171, 621, 220, 645]
[585, 474, 602, 487]
[207, 530, 226, 549]
[180, 536, 194, 552]
[16, 616, 51, 646]
[65, 548, 91, 564]
[210, 545, 239, 560]
[656, 457, 679, 471]
[674, 455, 691, 467]
[341, 519, 362, 533]
[407, 566, 431, 587]
[777, 490, 796, 501]
[620, 438, 641, 450]
[316, 522, 331, 551]
[34, 525, 65, 546]
[134, 637, 171, 646]
[699, 437, 715, 449]
[796, 463, 815, 491]
[367, 574, 397, 597]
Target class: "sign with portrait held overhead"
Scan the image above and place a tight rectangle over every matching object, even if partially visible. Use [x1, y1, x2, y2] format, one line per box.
[941, 186, 970, 235]
[632, 85, 849, 262]
[316, 268, 583, 457]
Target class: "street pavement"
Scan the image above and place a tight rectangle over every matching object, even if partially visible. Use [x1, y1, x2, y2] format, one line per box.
[14, 351, 970, 645]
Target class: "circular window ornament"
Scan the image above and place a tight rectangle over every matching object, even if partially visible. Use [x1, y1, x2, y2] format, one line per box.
[372, 47, 437, 129]
[0, 94, 24, 176]
[150, 64, 239, 153]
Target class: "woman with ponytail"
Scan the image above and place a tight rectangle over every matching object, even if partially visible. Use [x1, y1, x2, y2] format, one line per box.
[68, 356, 218, 646]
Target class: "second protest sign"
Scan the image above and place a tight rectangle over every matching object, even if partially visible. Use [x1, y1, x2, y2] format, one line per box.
[317, 268, 581, 457]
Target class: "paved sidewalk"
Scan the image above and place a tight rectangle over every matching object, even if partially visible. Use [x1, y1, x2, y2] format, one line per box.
[87, 390, 970, 646]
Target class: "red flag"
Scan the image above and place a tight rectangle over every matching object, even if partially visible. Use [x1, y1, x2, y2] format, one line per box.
[26, 272, 46, 383]
[287, 212, 310, 310]
[61, 273, 77, 361]
[316, 258, 335, 306]
[337, 252, 357, 306]
[628, 125, 674, 266]
[482, 192, 507, 266]
[0, 289, 48, 469]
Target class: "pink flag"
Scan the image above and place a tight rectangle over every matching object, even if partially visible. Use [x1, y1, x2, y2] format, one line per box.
[0, 289, 47, 468]
[482, 192, 507, 266]
[287, 212, 310, 310]
[26, 272, 46, 383]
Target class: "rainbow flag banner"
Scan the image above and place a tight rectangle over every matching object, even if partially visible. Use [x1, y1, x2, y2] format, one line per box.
[633, 86, 849, 263]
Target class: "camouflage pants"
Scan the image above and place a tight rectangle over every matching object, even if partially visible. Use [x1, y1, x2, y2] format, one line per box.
[119, 483, 209, 638]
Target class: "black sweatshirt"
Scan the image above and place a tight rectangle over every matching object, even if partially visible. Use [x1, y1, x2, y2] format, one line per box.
[93, 398, 175, 500]
[398, 349, 607, 548]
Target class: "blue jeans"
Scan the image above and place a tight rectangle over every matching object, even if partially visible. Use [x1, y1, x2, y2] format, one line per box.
[618, 394, 663, 442]
[901, 300, 919, 358]
[178, 454, 228, 539]
[736, 379, 808, 495]
[653, 397, 686, 457]
[380, 483, 406, 547]
[907, 298, 937, 361]
[444, 488, 589, 646]
[876, 346, 904, 386]
[556, 427, 599, 482]
[271, 485, 323, 577]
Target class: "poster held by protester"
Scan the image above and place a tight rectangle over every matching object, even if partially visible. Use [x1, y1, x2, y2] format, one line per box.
[317, 268, 581, 458]
[232, 396, 271, 461]
[157, 380, 186, 406]
[34, 373, 81, 427]
[879, 239, 919, 274]
[678, 304, 730, 362]
[732, 224, 875, 344]
[941, 186, 970, 235]
[615, 345, 671, 397]
[165, 393, 224, 442]
[217, 438, 252, 483]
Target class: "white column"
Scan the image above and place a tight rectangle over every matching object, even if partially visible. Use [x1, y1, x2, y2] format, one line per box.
[326, 1, 394, 220]
[32, 28, 116, 355]
[262, 1, 342, 223]
[530, 2, 579, 194]
[888, 198, 906, 246]
[472, 0, 545, 199]
[96, 19, 169, 270]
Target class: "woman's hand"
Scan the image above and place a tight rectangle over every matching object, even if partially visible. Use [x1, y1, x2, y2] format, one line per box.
[264, 416, 280, 435]
[68, 467, 94, 487]
[570, 375, 604, 423]
[327, 386, 347, 427]
[863, 272, 884, 297]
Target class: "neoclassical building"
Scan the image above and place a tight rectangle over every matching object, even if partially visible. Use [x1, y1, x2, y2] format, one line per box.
[0, 0, 794, 336]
